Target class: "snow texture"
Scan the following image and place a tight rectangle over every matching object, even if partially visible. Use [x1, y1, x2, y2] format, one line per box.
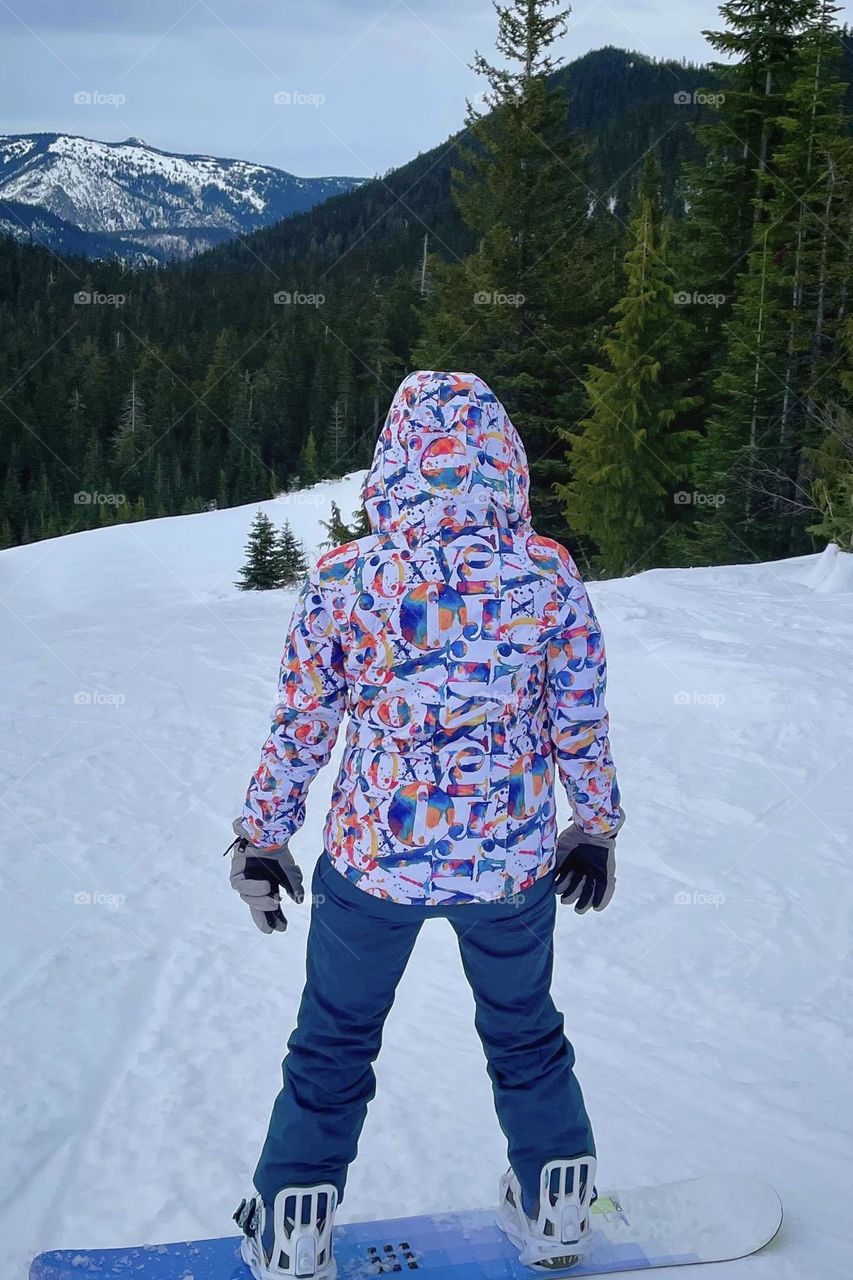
[0, 477, 850, 1278]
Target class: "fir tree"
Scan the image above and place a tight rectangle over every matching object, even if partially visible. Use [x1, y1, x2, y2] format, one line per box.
[560, 183, 699, 575]
[676, 0, 828, 453]
[236, 510, 282, 590]
[321, 500, 357, 546]
[697, 0, 852, 559]
[298, 432, 320, 485]
[328, 398, 348, 472]
[276, 520, 309, 586]
[2, 461, 26, 544]
[351, 504, 372, 537]
[414, 0, 599, 534]
[807, 406, 853, 549]
[112, 377, 149, 474]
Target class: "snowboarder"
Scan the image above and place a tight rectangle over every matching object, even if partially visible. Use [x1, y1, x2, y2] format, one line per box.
[228, 371, 624, 1279]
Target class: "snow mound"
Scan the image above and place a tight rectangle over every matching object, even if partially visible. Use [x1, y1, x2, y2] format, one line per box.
[798, 541, 853, 593]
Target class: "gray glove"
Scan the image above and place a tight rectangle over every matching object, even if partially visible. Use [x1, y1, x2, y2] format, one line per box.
[554, 825, 617, 914]
[227, 819, 304, 934]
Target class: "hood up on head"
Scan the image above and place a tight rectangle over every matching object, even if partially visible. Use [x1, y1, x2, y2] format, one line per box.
[363, 371, 532, 536]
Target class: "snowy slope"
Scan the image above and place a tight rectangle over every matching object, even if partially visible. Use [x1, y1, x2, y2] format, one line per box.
[0, 483, 851, 1279]
[0, 134, 363, 259]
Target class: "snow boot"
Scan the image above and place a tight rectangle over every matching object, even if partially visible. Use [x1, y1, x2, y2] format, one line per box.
[235, 1184, 338, 1280]
[497, 1156, 597, 1269]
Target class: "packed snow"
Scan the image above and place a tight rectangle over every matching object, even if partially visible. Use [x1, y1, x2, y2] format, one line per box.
[0, 476, 851, 1279]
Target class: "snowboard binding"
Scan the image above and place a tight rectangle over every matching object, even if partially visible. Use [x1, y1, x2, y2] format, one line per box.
[497, 1156, 597, 1270]
[235, 1185, 338, 1280]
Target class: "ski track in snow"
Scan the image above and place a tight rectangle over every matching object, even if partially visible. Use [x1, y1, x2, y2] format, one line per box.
[0, 477, 851, 1278]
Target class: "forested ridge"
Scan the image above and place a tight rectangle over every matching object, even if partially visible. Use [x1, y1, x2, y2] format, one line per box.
[2, 11, 852, 571]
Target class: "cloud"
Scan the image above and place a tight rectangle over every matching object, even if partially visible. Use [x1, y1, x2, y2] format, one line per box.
[0, 0, 727, 177]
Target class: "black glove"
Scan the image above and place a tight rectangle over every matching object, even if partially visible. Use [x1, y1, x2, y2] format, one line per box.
[554, 825, 617, 914]
[227, 819, 304, 934]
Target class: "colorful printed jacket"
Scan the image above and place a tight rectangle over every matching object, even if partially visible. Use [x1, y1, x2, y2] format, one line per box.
[242, 370, 623, 904]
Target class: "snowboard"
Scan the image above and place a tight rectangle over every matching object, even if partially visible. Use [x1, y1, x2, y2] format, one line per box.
[29, 1173, 782, 1280]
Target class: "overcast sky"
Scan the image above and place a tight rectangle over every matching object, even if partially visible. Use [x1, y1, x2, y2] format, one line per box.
[1, 0, 851, 178]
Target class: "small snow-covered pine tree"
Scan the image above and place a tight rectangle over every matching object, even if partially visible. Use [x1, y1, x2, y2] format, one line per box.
[276, 520, 309, 587]
[236, 511, 281, 590]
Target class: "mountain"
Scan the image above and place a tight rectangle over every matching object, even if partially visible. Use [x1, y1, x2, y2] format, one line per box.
[0, 47, 733, 550]
[0, 476, 850, 1278]
[0, 132, 364, 261]
[0, 198, 213, 266]
[179, 47, 721, 280]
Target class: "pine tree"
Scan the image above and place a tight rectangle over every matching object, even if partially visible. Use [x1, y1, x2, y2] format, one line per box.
[559, 183, 699, 575]
[230, 370, 269, 504]
[328, 398, 348, 473]
[197, 330, 242, 499]
[112, 377, 149, 475]
[686, 0, 824, 286]
[321, 500, 357, 546]
[2, 462, 26, 544]
[768, 3, 852, 464]
[298, 432, 320, 485]
[276, 520, 309, 586]
[806, 323, 853, 549]
[676, 0, 828, 462]
[807, 407, 853, 549]
[236, 511, 282, 590]
[351, 504, 372, 537]
[697, 0, 852, 559]
[413, 0, 599, 535]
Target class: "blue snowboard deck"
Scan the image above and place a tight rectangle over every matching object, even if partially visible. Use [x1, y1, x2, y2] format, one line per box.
[29, 1175, 783, 1280]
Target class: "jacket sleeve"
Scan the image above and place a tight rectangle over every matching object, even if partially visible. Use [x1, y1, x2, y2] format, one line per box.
[545, 553, 624, 838]
[241, 573, 347, 849]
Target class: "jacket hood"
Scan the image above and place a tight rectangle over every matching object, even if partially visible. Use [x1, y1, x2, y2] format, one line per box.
[363, 370, 531, 535]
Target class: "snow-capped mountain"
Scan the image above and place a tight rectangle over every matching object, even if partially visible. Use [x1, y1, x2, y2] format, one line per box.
[0, 133, 364, 261]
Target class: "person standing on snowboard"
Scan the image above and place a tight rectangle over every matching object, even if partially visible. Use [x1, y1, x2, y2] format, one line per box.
[229, 371, 624, 1280]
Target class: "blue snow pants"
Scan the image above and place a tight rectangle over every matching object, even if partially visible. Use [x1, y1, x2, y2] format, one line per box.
[254, 854, 594, 1216]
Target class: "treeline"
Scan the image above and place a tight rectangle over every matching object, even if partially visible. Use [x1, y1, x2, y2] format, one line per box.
[1, 5, 852, 568]
[413, 0, 853, 569]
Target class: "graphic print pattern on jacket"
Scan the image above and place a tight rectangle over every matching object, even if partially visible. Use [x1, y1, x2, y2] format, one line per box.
[242, 371, 623, 904]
